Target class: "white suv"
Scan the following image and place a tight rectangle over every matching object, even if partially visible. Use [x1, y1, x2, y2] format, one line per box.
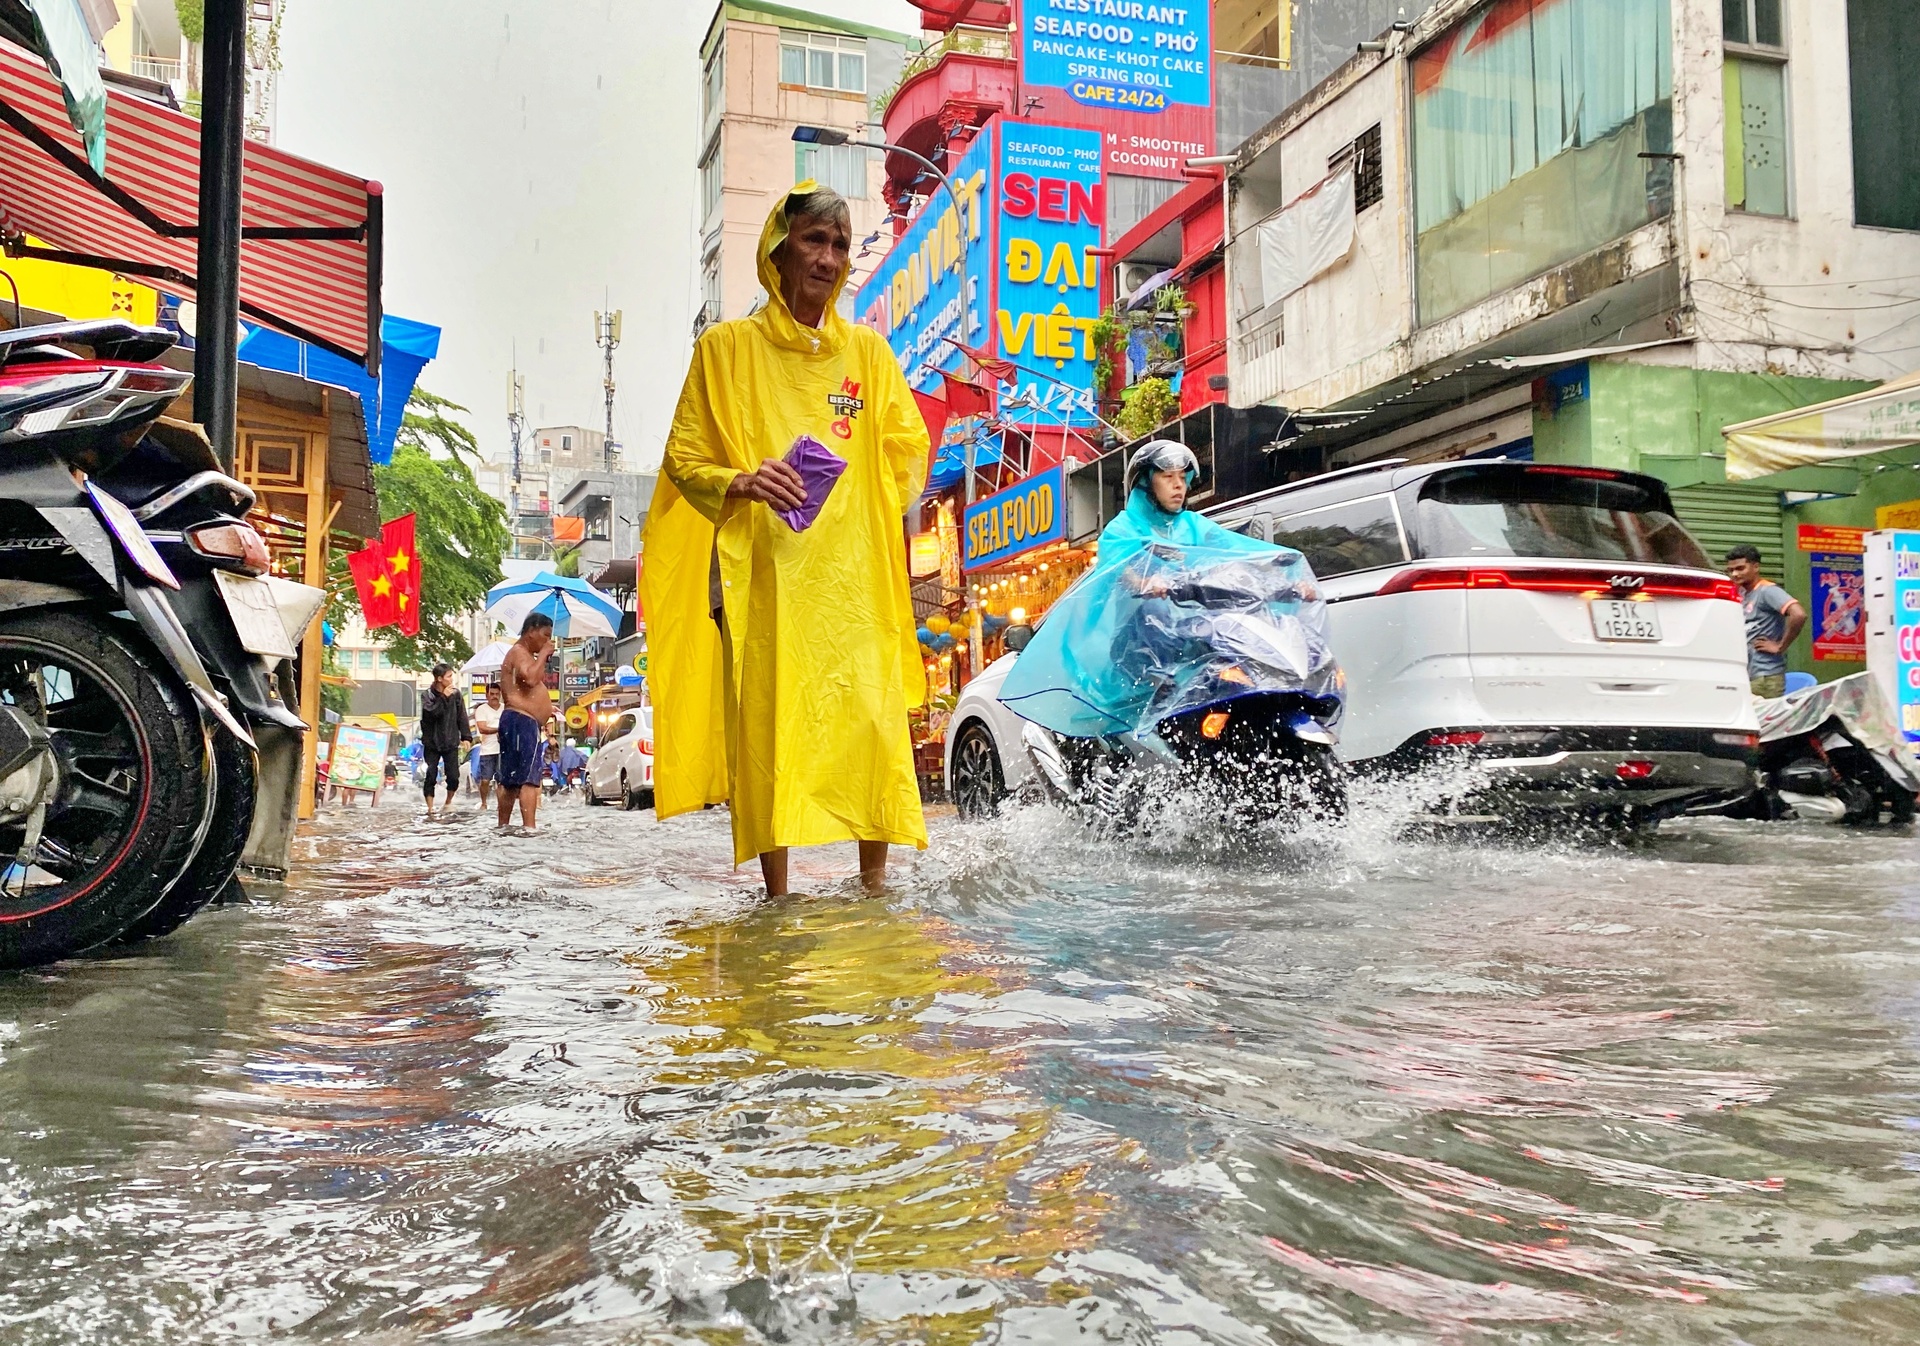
[946, 459, 1758, 825]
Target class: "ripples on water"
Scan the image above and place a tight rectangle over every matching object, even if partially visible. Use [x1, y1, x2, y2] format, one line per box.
[1, 777, 1919, 1343]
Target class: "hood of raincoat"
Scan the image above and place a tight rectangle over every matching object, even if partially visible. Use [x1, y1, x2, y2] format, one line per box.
[753, 180, 854, 357]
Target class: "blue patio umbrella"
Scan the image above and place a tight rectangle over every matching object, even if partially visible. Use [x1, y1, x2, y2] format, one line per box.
[484, 572, 623, 640]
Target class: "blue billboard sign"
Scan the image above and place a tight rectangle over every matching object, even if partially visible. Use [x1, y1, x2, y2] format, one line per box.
[1893, 531, 1920, 740]
[965, 464, 1066, 571]
[995, 122, 1103, 428]
[1021, 1, 1213, 111]
[854, 134, 992, 400]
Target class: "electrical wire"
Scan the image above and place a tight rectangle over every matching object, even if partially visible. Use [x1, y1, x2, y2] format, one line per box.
[1694, 276, 1920, 313]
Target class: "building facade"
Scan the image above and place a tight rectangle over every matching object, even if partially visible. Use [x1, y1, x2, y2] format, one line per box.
[1213, 0, 1920, 682]
[696, 2, 910, 333]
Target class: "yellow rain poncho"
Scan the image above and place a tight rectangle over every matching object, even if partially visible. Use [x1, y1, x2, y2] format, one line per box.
[643, 185, 931, 865]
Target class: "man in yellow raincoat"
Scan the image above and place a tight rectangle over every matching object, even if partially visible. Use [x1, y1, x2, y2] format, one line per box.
[643, 183, 930, 895]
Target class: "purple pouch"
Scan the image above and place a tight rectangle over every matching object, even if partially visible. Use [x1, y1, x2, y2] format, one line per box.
[775, 434, 848, 532]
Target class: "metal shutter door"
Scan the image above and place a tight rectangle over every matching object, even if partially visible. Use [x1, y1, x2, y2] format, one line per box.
[1669, 484, 1783, 567]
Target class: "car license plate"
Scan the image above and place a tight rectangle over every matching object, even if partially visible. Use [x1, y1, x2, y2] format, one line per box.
[214, 570, 296, 658]
[85, 482, 178, 589]
[1590, 598, 1662, 642]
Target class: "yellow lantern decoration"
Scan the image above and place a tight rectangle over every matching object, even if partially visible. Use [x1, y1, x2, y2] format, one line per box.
[926, 614, 950, 636]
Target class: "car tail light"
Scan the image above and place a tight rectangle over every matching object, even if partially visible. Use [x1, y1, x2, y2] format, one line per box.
[187, 522, 270, 574]
[1200, 711, 1230, 739]
[1712, 732, 1759, 747]
[1427, 731, 1484, 747]
[1616, 760, 1657, 780]
[1378, 566, 1739, 601]
[639, 738, 653, 756]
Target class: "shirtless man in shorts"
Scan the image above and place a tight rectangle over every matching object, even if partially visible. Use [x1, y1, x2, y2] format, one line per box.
[496, 612, 556, 835]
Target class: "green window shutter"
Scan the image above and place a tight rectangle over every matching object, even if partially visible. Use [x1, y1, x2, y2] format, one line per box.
[1669, 483, 1783, 568]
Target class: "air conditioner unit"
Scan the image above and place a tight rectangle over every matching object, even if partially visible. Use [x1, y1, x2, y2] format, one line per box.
[1116, 261, 1163, 304]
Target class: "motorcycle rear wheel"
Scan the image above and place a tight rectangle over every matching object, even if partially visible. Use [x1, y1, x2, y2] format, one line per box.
[0, 610, 210, 968]
[115, 725, 255, 944]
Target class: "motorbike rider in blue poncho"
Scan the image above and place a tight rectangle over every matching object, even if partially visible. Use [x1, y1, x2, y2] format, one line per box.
[996, 439, 1342, 747]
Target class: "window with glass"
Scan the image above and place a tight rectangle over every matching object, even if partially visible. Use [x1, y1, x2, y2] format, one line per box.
[1411, 0, 1674, 323]
[1848, 0, 1920, 231]
[701, 47, 724, 124]
[700, 142, 723, 224]
[1274, 495, 1408, 578]
[1412, 468, 1711, 567]
[1723, 0, 1788, 216]
[779, 30, 865, 93]
[794, 141, 870, 200]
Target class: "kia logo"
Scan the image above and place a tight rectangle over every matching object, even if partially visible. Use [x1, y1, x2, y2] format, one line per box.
[1609, 575, 1645, 590]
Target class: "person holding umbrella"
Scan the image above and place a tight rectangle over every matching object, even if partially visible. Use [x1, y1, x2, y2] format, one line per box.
[643, 182, 931, 896]
[482, 571, 622, 833]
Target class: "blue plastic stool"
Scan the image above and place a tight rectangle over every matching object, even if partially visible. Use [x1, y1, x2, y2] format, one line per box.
[1784, 671, 1817, 695]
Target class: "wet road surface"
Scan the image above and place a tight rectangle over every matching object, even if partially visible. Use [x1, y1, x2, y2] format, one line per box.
[2, 785, 1920, 1343]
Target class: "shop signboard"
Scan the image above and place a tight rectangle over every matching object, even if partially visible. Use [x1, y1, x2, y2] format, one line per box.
[562, 670, 595, 697]
[329, 724, 388, 793]
[858, 121, 1105, 440]
[855, 133, 992, 402]
[1798, 523, 1866, 552]
[1017, 0, 1215, 180]
[1809, 552, 1866, 662]
[1878, 499, 1920, 530]
[996, 122, 1104, 427]
[1866, 530, 1920, 741]
[964, 465, 1065, 571]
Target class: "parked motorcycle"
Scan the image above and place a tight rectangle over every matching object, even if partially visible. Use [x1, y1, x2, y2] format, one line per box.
[0, 318, 321, 966]
[1005, 547, 1347, 828]
[1728, 672, 1920, 825]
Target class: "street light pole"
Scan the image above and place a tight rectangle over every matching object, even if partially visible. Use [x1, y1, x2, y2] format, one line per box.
[792, 126, 984, 501]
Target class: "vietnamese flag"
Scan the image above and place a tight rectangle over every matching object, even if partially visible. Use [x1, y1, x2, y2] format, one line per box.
[381, 514, 422, 637]
[348, 542, 400, 629]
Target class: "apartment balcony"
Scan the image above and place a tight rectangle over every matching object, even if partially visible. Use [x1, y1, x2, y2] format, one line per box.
[876, 26, 1014, 212]
[130, 53, 181, 84]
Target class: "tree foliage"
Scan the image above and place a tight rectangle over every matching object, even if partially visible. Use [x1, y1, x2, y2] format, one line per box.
[174, 0, 204, 43]
[333, 389, 509, 670]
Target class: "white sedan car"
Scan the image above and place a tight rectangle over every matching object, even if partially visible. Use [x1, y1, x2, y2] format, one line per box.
[584, 705, 654, 810]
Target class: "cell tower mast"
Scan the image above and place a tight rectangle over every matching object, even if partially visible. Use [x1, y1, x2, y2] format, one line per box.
[594, 307, 622, 470]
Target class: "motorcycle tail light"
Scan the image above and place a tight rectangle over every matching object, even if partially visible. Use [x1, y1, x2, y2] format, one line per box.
[1200, 711, 1230, 740]
[187, 522, 271, 574]
[1616, 759, 1658, 780]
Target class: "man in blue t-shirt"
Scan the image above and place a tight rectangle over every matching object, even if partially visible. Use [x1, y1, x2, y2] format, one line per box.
[1725, 544, 1806, 698]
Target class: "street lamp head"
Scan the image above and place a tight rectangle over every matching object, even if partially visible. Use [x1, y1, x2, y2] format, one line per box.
[792, 125, 850, 147]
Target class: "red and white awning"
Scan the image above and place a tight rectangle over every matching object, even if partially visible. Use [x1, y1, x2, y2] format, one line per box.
[0, 38, 381, 369]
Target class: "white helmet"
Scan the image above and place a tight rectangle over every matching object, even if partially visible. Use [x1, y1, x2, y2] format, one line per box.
[1124, 439, 1200, 498]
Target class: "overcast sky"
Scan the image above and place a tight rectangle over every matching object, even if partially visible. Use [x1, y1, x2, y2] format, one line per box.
[275, 0, 921, 472]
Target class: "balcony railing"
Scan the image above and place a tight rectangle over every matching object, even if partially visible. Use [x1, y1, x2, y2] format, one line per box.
[130, 54, 182, 84]
[692, 300, 722, 337]
[874, 25, 1011, 117]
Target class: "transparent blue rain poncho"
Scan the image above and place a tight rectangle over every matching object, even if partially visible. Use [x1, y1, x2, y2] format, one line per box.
[997, 481, 1343, 740]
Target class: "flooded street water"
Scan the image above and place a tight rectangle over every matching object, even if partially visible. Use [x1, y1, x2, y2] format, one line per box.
[3, 788, 1920, 1344]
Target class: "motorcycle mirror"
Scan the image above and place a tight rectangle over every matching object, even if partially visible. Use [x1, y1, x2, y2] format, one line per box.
[1004, 623, 1034, 653]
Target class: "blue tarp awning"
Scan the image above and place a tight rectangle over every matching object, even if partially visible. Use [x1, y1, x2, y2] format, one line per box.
[238, 314, 441, 466]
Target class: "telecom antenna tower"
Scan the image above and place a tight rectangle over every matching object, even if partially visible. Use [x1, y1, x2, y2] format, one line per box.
[594, 308, 622, 470]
